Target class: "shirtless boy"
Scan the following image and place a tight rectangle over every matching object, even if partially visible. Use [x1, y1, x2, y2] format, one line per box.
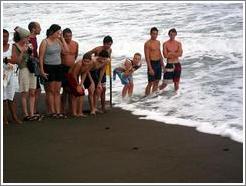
[66, 53, 91, 117]
[87, 36, 113, 113]
[159, 28, 183, 93]
[84, 50, 111, 114]
[61, 28, 79, 114]
[144, 27, 164, 96]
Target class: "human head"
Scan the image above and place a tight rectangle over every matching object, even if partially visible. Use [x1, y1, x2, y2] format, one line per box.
[46, 24, 61, 38]
[103, 35, 113, 50]
[63, 28, 72, 43]
[3, 29, 9, 44]
[82, 52, 92, 65]
[13, 26, 30, 43]
[28, 22, 41, 35]
[150, 27, 158, 40]
[97, 50, 110, 63]
[168, 28, 177, 40]
[132, 52, 141, 64]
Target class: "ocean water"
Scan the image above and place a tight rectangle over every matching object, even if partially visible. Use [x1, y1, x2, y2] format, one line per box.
[2, 2, 244, 143]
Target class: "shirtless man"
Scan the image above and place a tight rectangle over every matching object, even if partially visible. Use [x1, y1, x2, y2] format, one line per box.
[84, 50, 111, 115]
[87, 36, 113, 113]
[144, 27, 164, 96]
[66, 53, 91, 117]
[159, 28, 183, 93]
[61, 28, 79, 115]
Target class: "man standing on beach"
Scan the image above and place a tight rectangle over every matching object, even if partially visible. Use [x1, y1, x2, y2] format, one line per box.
[159, 28, 183, 93]
[61, 28, 79, 115]
[87, 36, 113, 113]
[28, 21, 41, 116]
[144, 27, 164, 96]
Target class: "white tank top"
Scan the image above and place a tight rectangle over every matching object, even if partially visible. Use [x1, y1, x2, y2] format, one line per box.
[3, 44, 12, 59]
[3, 44, 18, 73]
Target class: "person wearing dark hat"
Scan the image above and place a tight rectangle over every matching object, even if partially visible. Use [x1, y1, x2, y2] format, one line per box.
[39, 24, 69, 118]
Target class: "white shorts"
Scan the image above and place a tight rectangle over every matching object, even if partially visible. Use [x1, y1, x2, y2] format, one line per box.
[18, 67, 37, 92]
[3, 72, 17, 101]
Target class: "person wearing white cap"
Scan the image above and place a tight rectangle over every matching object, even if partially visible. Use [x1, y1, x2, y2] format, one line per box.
[11, 26, 39, 121]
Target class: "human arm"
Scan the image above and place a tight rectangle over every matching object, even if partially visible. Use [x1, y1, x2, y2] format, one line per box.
[59, 34, 69, 53]
[144, 42, 154, 75]
[9, 44, 27, 65]
[39, 39, 48, 79]
[75, 42, 79, 60]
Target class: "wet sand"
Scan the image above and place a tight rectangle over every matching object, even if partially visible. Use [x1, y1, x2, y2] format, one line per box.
[3, 94, 243, 183]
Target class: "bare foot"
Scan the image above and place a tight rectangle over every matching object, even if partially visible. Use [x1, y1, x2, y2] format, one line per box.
[3, 121, 9, 126]
[13, 119, 23, 125]
[159, 83, 166, 90]
[77, 113, 87, 118]
[90, 110, 96, 116]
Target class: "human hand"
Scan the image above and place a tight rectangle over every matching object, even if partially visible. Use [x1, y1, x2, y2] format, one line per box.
[148, 68, 155, 76]
[40, 70, 48, 80]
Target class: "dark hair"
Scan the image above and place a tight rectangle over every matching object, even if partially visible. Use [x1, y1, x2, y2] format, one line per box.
[63, 28, 72, 36]
[46, 24, 61, 37]
[98, 50, 110, 58]
[83, 53, 91, 60]
[103, 35, 113, 44]
[3, 29, 9, 35]
[134, 52, 141, 57]
[168, 28, 177, 35]
[13, 31, 21, 42]
[150, 27, 158, 33]
[28, 22, 37, 32]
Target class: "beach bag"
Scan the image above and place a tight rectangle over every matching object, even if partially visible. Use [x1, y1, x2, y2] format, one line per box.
[27, 56, 40, 76]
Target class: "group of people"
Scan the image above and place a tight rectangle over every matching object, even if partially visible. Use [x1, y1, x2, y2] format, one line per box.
[3, 22, 183, 125]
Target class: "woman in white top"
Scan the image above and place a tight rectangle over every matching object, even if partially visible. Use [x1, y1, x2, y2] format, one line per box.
[3, 29, 22, 125]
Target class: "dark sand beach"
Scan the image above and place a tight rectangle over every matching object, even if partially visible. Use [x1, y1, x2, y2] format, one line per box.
[3, 94, 243, 183]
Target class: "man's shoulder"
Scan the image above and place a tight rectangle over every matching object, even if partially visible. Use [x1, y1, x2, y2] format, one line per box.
[71, 40, 78, 45]
[144, 39, 151, 46]
[175, 40, 182, 45]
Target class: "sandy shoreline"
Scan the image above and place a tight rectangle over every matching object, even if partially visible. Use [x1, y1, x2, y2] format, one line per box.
[3, 94, 243, 183]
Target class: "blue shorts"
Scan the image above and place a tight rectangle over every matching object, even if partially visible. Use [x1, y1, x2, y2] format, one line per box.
[113, 69, 133, 85]
[148, 60, 162, 82]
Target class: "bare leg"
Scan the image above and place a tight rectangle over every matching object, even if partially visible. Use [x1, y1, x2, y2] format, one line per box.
[77, 96, 85, 117]
[34, 88, 41, 114]
[152, 80, 159, 93]
[29, 89, 36, 117]
[159, 81, 167, 90]
[122, 84, 129, 98]
[54, 82, 61, 114]
[88, 85, 96, 114]
[44, 84, 51, 114]
[71, 95, 78, 116]
[8, 99, 22, 124]
[101, 86, 106, 112]
[128, 82, 134, 97]
[48, 83, 55, 114]
[61, 87, 68, 114]
[145, 82, 153, 96]
[3, 100, 9, 125]
[174, 82, 179, 92]
[21, 91, 29, 117]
